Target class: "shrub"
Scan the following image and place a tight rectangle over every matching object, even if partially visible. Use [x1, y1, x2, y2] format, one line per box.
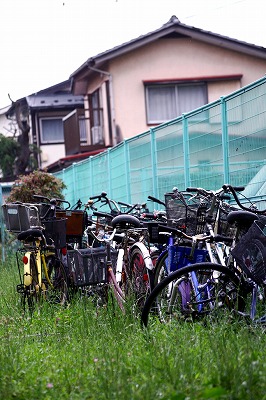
[7, 170, 66, 203]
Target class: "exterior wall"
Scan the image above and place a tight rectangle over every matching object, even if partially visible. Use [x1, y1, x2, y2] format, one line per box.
[40, 144, 66, 168]
[105, 38, 266, 139]
[0, 106, 16, 137]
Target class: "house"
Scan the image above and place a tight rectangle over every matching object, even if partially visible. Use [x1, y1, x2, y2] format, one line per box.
[4, 80, 109, 172]
[69, 15, 266, 151]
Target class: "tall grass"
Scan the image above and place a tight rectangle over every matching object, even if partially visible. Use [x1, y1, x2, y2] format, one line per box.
[0, 255, 266, 399]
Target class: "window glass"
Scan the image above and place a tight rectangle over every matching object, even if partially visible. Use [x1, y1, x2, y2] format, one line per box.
[146, 83, 207, 124]
[79, 117, 87, 142]
[40, 118, 64, 143]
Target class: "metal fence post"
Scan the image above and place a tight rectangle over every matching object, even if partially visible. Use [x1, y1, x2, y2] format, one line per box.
[150, 127, 159, 198]
[182, 113, 190, 188]
[124, 140, 131, 203]
[220, 96, 230, 184]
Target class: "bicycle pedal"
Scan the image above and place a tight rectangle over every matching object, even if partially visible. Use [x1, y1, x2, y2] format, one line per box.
[17, 284, 25, 294]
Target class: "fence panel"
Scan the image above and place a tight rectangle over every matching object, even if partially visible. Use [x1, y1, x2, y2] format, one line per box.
[54, 76, 266, 207]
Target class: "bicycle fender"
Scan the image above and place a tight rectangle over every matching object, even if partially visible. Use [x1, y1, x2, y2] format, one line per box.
[130, 242, 154, 271]
[24, 251, 32, 286]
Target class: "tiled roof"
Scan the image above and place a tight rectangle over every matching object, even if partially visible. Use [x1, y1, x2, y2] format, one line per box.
[71, 15, 266, 78]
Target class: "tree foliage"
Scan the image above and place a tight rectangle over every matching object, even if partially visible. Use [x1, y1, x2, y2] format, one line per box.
[0, 134, 19, 178]
[7, 170, 66, 203]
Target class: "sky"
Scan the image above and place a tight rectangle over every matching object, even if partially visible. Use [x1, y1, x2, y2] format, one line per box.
[1, 0, 266, 109]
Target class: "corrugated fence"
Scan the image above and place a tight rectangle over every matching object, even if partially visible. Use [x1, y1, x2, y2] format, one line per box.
[54, 76, 266, 209]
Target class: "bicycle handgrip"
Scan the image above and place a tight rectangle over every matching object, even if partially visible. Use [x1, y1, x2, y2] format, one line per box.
[147, 196, 166, 206]
[222, 184, 245, 192]
[93, 211, 113, 219]
[186, 187, 199, 192]
[90, 194, 102, 200]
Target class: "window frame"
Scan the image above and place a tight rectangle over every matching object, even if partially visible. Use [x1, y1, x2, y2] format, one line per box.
[39, 116, 64, 144]
[145, 81, 208, 125]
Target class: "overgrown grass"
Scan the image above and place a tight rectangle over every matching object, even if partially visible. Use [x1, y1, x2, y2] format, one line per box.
[0, 255, 266, 399]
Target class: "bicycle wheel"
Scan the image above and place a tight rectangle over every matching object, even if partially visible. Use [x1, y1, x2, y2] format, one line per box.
[141, 262, 246, 327]
[44, 256, 68, 305]
[154, 251, 168, 287]
[22, 253, 40, 312]
[128, 248, 156, 308]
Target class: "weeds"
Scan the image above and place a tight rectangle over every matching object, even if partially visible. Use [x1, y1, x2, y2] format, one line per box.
[0, 255, 266, 399]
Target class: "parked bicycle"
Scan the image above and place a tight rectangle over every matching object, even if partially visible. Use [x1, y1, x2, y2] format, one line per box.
[2, 196, 69, 313]
[141, 184, 266, 327]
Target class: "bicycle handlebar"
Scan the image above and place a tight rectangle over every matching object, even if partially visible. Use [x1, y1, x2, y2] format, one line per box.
[222, 184, 266, 214]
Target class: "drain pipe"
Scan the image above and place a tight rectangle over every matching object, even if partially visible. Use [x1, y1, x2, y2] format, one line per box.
[87, 64, 116, 146]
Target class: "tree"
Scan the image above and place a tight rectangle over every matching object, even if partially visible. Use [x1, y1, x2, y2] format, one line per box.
[0, 134, 19, 179]
[7, 170, 66, 203]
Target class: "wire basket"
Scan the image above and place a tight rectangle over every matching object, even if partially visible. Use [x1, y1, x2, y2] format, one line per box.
[165, 192, 209, 235]
[67, 247, 118, 286]
[231, 217, 266, 284]
[2, 203, 41, 233]
[216, 202, 238, 237]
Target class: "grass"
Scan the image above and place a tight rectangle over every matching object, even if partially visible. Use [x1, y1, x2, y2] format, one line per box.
[0, 254, 266, 399]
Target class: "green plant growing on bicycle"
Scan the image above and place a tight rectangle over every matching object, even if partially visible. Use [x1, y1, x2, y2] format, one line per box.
[7, 170, 66, 203]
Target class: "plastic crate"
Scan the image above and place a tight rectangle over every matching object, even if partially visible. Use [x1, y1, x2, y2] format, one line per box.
[168, 246, 208, 273]
[2, 203, 40, 233]
[43, 218, 67, 248]
[67, 247, 118, 286]
[56, 210, 86, 237]
[231, 218, 266, 284]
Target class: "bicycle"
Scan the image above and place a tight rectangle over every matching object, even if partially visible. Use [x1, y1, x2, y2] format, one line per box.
[141, 184, 266, 327]
[2, 196, 69, 313]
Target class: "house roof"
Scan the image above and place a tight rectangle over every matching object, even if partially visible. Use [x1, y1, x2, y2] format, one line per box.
[70, 15, 266, 86]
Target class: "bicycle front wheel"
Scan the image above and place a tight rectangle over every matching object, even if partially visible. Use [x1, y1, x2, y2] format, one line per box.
[141, 262, 246, 327]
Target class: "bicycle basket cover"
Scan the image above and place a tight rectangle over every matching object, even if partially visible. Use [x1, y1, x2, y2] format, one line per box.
[231, 219, 266, 284]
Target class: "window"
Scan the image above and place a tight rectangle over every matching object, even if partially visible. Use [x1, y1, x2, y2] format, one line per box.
[40, 118, 64, 143]
[88, 89, 104, 145]
[145, 82, 207, 124]
[79, 116, 87, 142]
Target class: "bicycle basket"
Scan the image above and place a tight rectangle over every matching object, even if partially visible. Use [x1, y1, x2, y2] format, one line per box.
[2, 203, 41, 233]
[168, 246, 208, 273]
[56, 210, 86, 237]
[165, 192, 209, 235]
[43, 218, 67, 248]
[217, 202, 238, 237]
[67, 247, 118, 286]
[231, 218, 266, 284]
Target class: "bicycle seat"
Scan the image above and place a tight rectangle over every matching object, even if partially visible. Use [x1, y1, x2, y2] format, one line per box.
[227, 210, 258, 228]
[17, 228, 43, 242]
[111, 214, 141, 229]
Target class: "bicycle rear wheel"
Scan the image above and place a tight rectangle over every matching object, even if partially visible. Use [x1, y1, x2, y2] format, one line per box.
[128, 247, 156, 309]
[141, 262, 246, 327]
[44, 256, 68, 306]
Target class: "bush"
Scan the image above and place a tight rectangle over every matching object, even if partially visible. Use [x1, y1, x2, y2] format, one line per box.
[7, 170, 66, 203]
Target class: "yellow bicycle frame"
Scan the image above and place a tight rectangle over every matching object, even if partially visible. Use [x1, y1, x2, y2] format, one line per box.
[23, 238, 54, 289]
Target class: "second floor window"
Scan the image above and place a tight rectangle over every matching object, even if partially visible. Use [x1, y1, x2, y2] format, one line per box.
[145, 82, 207, 124]
[40, 118, 64, 143]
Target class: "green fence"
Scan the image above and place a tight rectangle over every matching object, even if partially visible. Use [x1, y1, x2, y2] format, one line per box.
[55, 76, 266, 209]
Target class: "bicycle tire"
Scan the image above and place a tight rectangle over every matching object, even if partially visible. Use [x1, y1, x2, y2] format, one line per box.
[44, 256, 68, 306]
[128, 247, 155, 308]
[141, 262, 246, 327]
